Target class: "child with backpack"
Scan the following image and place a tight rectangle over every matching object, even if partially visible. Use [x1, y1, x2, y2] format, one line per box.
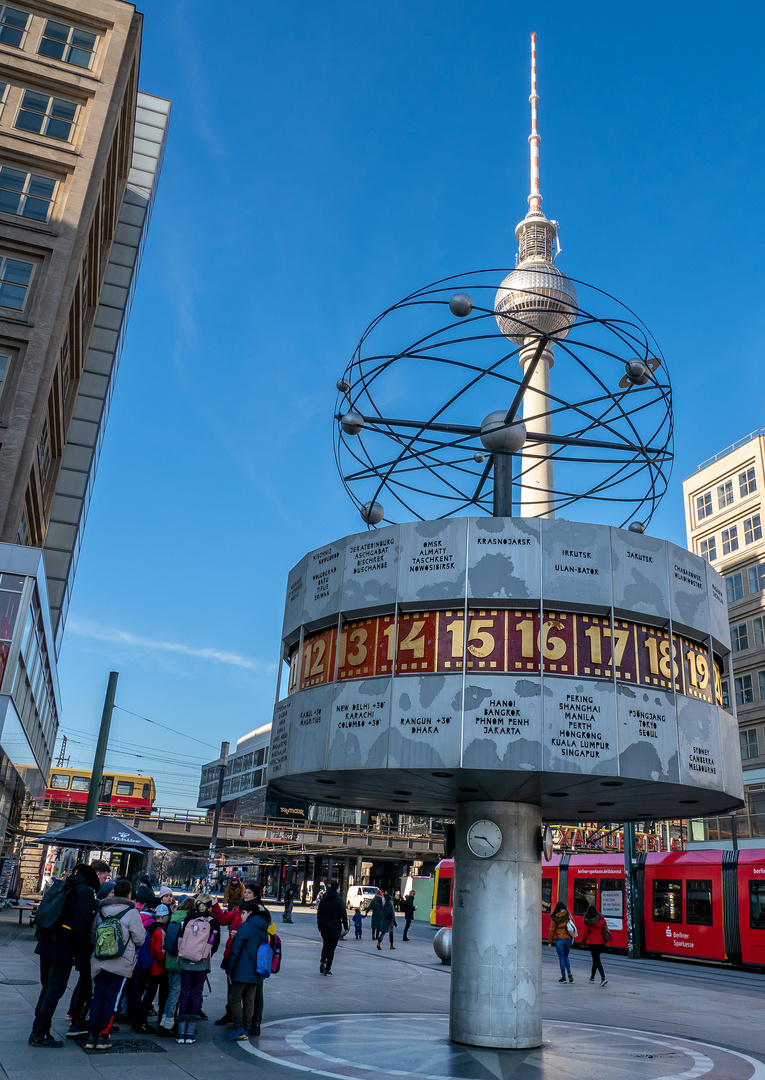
[158, 896, 194, 1037]
[87, 879, 146, 1050]
[135, 903, 171, 1031]
[175, 894, 219, 1044]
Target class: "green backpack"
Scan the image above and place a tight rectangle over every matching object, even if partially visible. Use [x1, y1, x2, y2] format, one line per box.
[94, 908, 129, 959]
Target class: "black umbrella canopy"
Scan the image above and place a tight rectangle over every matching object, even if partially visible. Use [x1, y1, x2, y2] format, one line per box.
[35, 815, 167, 851]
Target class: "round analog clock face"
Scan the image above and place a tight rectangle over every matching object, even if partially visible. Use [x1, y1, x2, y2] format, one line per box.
[466, 819, 502, 858]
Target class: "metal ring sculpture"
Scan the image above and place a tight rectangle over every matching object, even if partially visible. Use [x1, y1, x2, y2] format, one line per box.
[334, 269, 673, 529]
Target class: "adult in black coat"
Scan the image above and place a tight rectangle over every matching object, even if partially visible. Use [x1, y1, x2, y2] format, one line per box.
[316, 882, 349, 976]
[30, 863, 99, 1047]
[402, 891, 417, 941]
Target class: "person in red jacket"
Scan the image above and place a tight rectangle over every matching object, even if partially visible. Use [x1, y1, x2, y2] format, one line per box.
[581, 904, 609, 986]
[212, 882, 274, 1025]
[135, 903, 171, 1030]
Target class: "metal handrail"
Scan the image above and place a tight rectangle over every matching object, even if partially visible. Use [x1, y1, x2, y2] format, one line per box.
[692, 428, 765, 473]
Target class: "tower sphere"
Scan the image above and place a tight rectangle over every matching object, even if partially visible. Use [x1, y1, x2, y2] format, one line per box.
[494, 262, 578, 345]
[449, 292, 474, 317]
[480, 411, 527, 453]
[341, 411, 364, 435]
[360, 501, 385, 525]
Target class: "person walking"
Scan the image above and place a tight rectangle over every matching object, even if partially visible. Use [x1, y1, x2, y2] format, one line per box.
[548, 900, 575, 983]
[86, 878, 146, 1050]
[316, 881, 349, 976]
[176, 894, 219, 1044]
[224, 898, 271, 1040]
[283, 883, 294, 923]
[223, 873, 245, 910]
[30, 862, 100, 1048]
[377, 893, 397, 950]
[581, 904, 609, 986]
[367, 889, 383, 942]
[402, 891, 417, 941]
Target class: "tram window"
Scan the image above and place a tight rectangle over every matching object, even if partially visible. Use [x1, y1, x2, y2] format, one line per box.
[142, 783, 150, 800]
[436, 876, 452, 907]
[70, 776, 89, 792]
[542, 877, 552, 914]
[686, 880, 713, 925]
[115, 781, 134, 796]
[101, 776, 113, 797]
[653, 879, 682, 922]
[573, 879, 597, 916]
[50, 773, 70, 789]
[599, 879, 624, 918]
[749, 882, 765, 928]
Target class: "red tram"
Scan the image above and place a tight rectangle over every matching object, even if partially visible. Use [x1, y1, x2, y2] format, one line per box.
[431, 849, 765, 969]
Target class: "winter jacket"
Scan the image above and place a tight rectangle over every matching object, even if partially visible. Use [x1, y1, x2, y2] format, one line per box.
[35, 864, 99, 968]
[164, 908, 187, 974]
[316, 886, 349, 938]
[212, 900, 274, 965]
[581, 915, 608, 947]
[226, 913, 270, 984]
[90, 897, 146, 979]
[148, 924, 166, 975]
[380, 899, 397, 934]
[367, 894, 383, 929]
[548, 909, 574, 943]
[403, 896, 416, 919]
[223, 879, 245, 908]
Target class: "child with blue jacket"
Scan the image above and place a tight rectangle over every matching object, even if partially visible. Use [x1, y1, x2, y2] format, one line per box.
[352, 907, 367, 939]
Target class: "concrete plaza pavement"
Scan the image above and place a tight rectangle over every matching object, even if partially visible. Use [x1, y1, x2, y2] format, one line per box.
[1, 902, 764, 1079]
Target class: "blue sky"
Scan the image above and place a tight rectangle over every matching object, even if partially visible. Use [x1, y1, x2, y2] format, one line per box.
[55, 1, 765, 808]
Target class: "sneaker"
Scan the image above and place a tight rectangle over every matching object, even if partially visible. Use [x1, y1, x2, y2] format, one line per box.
[558, 977, 566, 982]
[96, 1037, 112, 1050]
[319, 963, 326, 974]
[225, 1028, 248, 1041]
[324, 970, 333, 976]
[568, 973, 574, 983]
[249, 1022, 261, 1037]
[66, 1025, 89, 1038]
[199, 1011, 208, 1020]
[215, 1015, 231, 1026]
[85, 1038, 97, 1050]
[176, 1036, 186, 1045]
[589, 977, 595, 983]
[29, 1035, 63, 1048]
[185, 1036, 196, 1044]
[601, 978, 608, 986]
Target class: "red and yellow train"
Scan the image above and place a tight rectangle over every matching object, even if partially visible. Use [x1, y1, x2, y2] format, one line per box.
[46, 767, 156, 812]
[431, 850, 765, 969]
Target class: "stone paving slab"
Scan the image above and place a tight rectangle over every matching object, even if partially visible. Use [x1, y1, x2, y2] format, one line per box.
[1, 905, 764, 1079]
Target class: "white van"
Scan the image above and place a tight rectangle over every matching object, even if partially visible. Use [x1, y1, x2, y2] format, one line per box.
[346, 885, 379, 911]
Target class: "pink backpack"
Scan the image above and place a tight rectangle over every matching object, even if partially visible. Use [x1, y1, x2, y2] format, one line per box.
[178, 915, 213, 962]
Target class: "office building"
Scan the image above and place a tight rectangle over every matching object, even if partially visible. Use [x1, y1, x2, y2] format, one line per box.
[683, 430, 765, 837]
[0, 0, 167, 858]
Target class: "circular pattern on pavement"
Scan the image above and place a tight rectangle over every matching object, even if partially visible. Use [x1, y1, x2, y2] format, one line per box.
[240, 1013, 765, 1080]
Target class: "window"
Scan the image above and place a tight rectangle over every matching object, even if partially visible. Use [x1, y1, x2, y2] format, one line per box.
[0, 166, 55, 222]
[0, 6, 28, 48]
[699, 537, 717, 562]
[142, 783, 151, 800]
[732, 623, 749, 652]
[749, 881, 765, 928]
[727, 573, 744, 603]
[15, 90, 77, 140]
[653, 879, 682, 922]
[115, 780, 134, 796]
[600, 879, 624, 918]
[696, 492, 713, 520]
[542, 877, 552, 914]
[101, 776, 113, 797]
[573, 878, 597, 916]
[435, 875, 452, 907]
[740, 468, 757, 498]
[755, 618, 765, 646]
[741, 729, 759, 760]
[0, 256, 32, 309]
[722, 526, 739, 554]
[686, 880, 713, 925]
[721, 678, 730, 709]
[38, 19, 96, 68]
[70, 775, 89, 792]
[745, 515, 763, 545]
[736, 674, 754, 706]
[718, 480, 734, 509]
[760, 671, 765, 700]
[750, 564, 765, 594]
[37, 415, 50, 487]
[50, 773, 69, 789]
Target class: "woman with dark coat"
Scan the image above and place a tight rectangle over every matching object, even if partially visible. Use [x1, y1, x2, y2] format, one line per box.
[581, 904, 609, 986]
[377, 893, 397, 950]
[547, 900, 574, 982]
[367, 890, 383, 941]
[224, 901, 271, 1040]
[316, 882, 349, 976]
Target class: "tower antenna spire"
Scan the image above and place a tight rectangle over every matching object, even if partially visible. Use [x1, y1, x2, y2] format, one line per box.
[528, 31, 541, 213]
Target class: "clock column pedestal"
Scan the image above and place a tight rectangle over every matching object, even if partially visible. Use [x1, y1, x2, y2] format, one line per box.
[450, 800, 542, 1049]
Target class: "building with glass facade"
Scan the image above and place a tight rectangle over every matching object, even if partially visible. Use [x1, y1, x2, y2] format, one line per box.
[0, 0, 167, 859]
